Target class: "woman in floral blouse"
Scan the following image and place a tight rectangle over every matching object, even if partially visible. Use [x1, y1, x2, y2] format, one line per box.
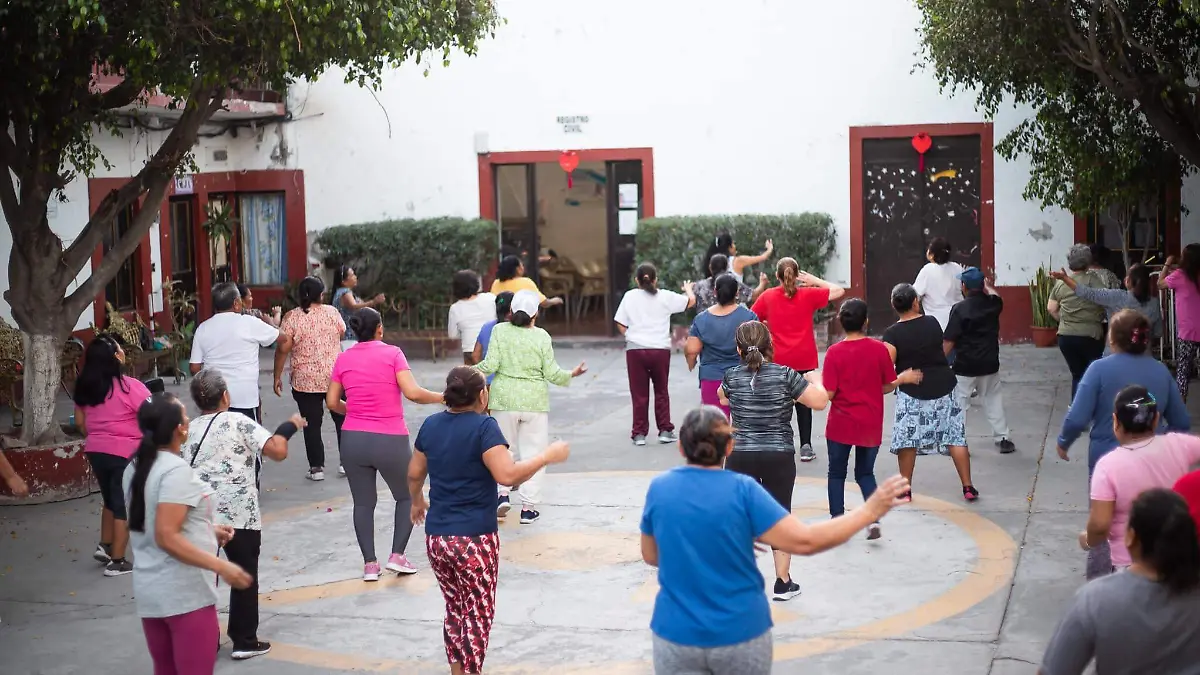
[274, 276, 346, 481]
[476, 290, 587, 524]
[183, 368, 305, 662]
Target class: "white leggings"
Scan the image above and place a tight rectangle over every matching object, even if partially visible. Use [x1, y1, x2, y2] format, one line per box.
[492, 411, 548, 507]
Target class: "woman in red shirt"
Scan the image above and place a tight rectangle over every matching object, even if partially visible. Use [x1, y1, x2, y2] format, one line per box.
[752, 257, 844, 462]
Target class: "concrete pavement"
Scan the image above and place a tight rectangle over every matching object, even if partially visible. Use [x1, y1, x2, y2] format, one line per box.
[0, 344, 1184, 673]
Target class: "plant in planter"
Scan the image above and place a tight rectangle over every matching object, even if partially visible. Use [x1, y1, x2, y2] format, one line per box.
[201, 201, 238, 283]
[1029, 263, 1059, 347]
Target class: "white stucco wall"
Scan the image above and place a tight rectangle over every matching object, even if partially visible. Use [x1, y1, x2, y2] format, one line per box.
[3, 0, 1196, 330]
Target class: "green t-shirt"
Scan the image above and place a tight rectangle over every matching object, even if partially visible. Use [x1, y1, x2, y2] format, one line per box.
[1050, 271, 1107, 339]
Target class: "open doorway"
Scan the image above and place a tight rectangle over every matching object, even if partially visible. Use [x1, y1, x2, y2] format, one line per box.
[483, 148, 653, 336]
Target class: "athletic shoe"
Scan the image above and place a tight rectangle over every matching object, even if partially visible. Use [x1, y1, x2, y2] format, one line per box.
[231, 641, 272, 661]
[866, 523, 882, 541]
[632, 435, 647, 446]
[520, 509, 540, 524]
[93, 543, 112, 564]
[657, 430, 677, 444]
[995, 438, 1016, 454]
[363, 561, 381, 582]
[799, 444, 817, 462]
[306, 468, 325, 481]
[338, 465, 346, 477]
[103, 558, 133, 577]
[386, 553, 417, 575]
[963, 485, 980, 502]
[497, 495, 512, 519]
[772, 578, 801, 601]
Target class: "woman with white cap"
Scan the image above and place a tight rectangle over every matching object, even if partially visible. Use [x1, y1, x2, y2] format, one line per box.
[476, 290, 587, 524]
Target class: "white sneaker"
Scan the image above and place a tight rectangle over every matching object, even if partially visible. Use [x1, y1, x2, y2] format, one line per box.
[338, 465, 346, 477]
[306, 469, 325, 481]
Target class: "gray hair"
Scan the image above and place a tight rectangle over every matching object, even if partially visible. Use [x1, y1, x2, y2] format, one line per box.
[890, 283, 919, 314]
[1066, 244, 1093, 272]
[190, 368, 228, 412]
[211, 282, 240, 312]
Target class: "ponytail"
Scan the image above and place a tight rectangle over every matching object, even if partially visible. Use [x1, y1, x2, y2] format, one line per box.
[735, 320, 774, 374]
[635, 262, 658, 295]
[127, 393, 184, 533]
[679, 406, 732, 467]
[1129, 488, 1200, 594]
[298, 276, 324, 313]
[777, 257, 800, 299]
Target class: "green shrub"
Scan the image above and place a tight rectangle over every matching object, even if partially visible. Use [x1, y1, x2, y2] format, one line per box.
[315, 218, 497, 330]
[634, 213, 837, 289]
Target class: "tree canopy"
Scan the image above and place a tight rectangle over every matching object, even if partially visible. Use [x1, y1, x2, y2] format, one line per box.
[0, 0, 498, 443]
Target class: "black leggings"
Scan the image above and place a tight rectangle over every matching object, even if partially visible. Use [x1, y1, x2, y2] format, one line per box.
[292, 390, 345, 469]
[1058, 335, 1104, 399]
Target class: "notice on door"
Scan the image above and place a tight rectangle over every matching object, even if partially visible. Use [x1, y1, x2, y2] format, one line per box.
[174, 175, 194, 195]
[618, 183, 638, 209]
[618, 209, 638, 235]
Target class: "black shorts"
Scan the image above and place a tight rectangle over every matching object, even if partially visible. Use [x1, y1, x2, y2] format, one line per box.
[86, 452, 130, 520]
[726, 451, 796, 510]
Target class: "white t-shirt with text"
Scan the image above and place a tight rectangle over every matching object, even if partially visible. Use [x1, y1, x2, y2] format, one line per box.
[190, 312, 279, 409]
[614, 288, 690, 350]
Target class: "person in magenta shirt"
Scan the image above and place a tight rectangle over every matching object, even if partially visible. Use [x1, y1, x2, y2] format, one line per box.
[820, 299, 921, 539]
[751, 257, 844, 462]
[73, 334, 152, 577]
[1160, 243, 1200, 400]
[1082, 384, 1200, 572]
[327, 307, 444, 581]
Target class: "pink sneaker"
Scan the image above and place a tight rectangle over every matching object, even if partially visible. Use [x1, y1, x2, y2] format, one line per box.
[363, 561, 381, 582]
[386, 553, 417, 575]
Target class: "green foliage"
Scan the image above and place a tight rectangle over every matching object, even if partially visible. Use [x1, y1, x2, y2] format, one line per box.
[315, 218, 498, 328]
[1029, 263, 1059, 329]
[633, 213, 837, 294]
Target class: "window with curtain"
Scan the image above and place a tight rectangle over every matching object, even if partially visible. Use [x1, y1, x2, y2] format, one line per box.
[238, 192, 287, 285]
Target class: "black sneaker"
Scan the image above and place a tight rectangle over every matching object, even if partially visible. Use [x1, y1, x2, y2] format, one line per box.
[866, 522, 882, 540]
[103, 558, 133, 577]
[995, 438, 1016, 454]
[231, 641, 272, 661]
[93, 543, 112, 564]
[963, 485, 980, 502]
[772, 577, 801, 601]
[496, 495, 511, 519]
[520, 509, 540, 524]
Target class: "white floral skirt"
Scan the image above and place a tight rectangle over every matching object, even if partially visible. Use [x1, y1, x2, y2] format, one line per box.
[889, 391, 966, 455]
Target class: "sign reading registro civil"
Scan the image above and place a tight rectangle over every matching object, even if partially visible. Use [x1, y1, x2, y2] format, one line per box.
[557, 115, 588, 133]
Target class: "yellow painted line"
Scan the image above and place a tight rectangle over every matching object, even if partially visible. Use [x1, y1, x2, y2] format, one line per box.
[253, 473, 1017, 672]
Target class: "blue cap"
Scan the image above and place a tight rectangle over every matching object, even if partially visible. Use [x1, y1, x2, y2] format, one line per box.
[957, 266, 985, 290]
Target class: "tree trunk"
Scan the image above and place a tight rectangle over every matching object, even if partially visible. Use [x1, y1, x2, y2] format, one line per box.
[21, 332, 65, 446]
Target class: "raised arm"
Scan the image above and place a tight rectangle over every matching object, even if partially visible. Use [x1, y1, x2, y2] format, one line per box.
[483, 440, 570, 487]
[759, 475, 908, 555]
[731, 239, 773, 273]
[798, 271, 845, 302]
[1070, 284, 1131, 311]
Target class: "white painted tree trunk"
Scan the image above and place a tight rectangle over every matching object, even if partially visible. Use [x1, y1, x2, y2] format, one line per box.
[21, 332, 65, 446]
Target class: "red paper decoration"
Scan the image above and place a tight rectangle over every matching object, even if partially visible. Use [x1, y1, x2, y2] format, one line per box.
[911, 133, 932, 172]
[559, 150, 579, 188]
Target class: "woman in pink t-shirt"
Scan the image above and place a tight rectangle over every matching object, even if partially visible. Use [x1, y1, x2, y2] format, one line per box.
[1160, 244, 1200, 400]
[73, 335, 151, 577]
[327, 307, 444, 581]
[1081, 384, 1200, 572]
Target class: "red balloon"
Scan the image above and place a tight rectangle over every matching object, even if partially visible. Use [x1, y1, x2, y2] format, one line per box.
[911, 133, 932, 155]
[558, 150, 580, 173]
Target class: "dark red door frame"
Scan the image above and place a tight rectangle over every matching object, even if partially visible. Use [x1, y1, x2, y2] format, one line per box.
[477, 148, 655, 221]
[848, 123, 995, 299]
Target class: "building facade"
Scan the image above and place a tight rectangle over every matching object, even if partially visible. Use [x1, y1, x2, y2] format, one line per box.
[3, 0, 1197, 341]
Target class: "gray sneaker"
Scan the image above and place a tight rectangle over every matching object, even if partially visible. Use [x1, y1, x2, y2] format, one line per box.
[657, 431, 677, 444]
[633, 435, 647, 446]
[103, 558, 133, 577]
[799, 444, 817, 462]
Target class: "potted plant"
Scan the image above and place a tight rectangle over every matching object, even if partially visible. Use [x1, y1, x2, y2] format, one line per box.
[1029, 263, 1059, 347]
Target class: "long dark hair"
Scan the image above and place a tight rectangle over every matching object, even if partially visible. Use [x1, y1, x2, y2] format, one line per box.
[702, 231, 734, 275]
[127, 393, 185, 533]
[707, 254, 730, 281]
[1113, 384, 1158, 434]
[714, 274, 740, 306]
[495, 291, 515, 321]
[928, 237, 951, 265]
[1182, 244, 1200, 287]
[679, 406, 732, 467]
[298, 276, 325, 313]
[333, 265, 353, 289]
[1128, 489, 1200, 594]
[635, 263, 658, 295]
[73, 335, 128, 407]
[497, 255, 523, 282]
[1127, 263, 1152, 303]
[347, 307, 382, 342]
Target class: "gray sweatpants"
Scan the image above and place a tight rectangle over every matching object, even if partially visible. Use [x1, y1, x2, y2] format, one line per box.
[652, 632, 772, 675]
[340, 430, 414, 563]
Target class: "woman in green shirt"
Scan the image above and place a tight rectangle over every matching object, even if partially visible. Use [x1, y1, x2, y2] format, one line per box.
[476, 290, 587, 524]
[1048, 244, 1108, 398]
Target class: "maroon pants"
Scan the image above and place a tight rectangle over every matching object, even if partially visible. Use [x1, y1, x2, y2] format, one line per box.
[427, 533, 500, 674]
[627, 349, 673, 438]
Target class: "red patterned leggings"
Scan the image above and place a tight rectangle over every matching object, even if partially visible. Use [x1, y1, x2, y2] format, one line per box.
[427, 533, 501, 674]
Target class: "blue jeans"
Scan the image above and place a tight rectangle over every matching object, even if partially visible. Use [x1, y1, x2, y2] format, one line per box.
[826, 440, 879, 517]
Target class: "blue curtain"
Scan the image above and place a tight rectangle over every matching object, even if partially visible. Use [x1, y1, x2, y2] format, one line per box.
[239, 193, 286, 285]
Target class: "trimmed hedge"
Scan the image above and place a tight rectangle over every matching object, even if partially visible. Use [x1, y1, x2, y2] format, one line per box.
[314, 218, 497, 320]
[634, 213, 837, 291]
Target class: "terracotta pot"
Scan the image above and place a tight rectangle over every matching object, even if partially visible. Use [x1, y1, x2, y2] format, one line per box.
[1030, 326, 1058, 348]
[0, 437, 94, 504]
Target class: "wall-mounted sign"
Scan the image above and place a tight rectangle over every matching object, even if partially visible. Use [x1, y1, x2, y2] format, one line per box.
[174, 175, 194, 195]
[618, 183, 638, 209]
[557, 115, 589, 133]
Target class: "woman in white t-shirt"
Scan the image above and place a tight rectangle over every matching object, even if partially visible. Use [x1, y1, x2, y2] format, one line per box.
[912, 237, 964, 332]
[614, 263, 696, 446]
[448, 270, 496, 365]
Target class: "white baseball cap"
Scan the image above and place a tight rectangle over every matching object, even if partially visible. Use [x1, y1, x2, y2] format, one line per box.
[511, 290, 541, 318]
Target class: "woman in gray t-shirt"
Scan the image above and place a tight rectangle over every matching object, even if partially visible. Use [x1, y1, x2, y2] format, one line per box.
[1041, 488, 1200, 674]
[123, 393, 252, 672]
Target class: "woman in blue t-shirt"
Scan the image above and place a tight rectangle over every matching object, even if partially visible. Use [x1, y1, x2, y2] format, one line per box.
[685, 275, 757, 418]
[408, 366, 570, 675]
[640, 406, 908, 674]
